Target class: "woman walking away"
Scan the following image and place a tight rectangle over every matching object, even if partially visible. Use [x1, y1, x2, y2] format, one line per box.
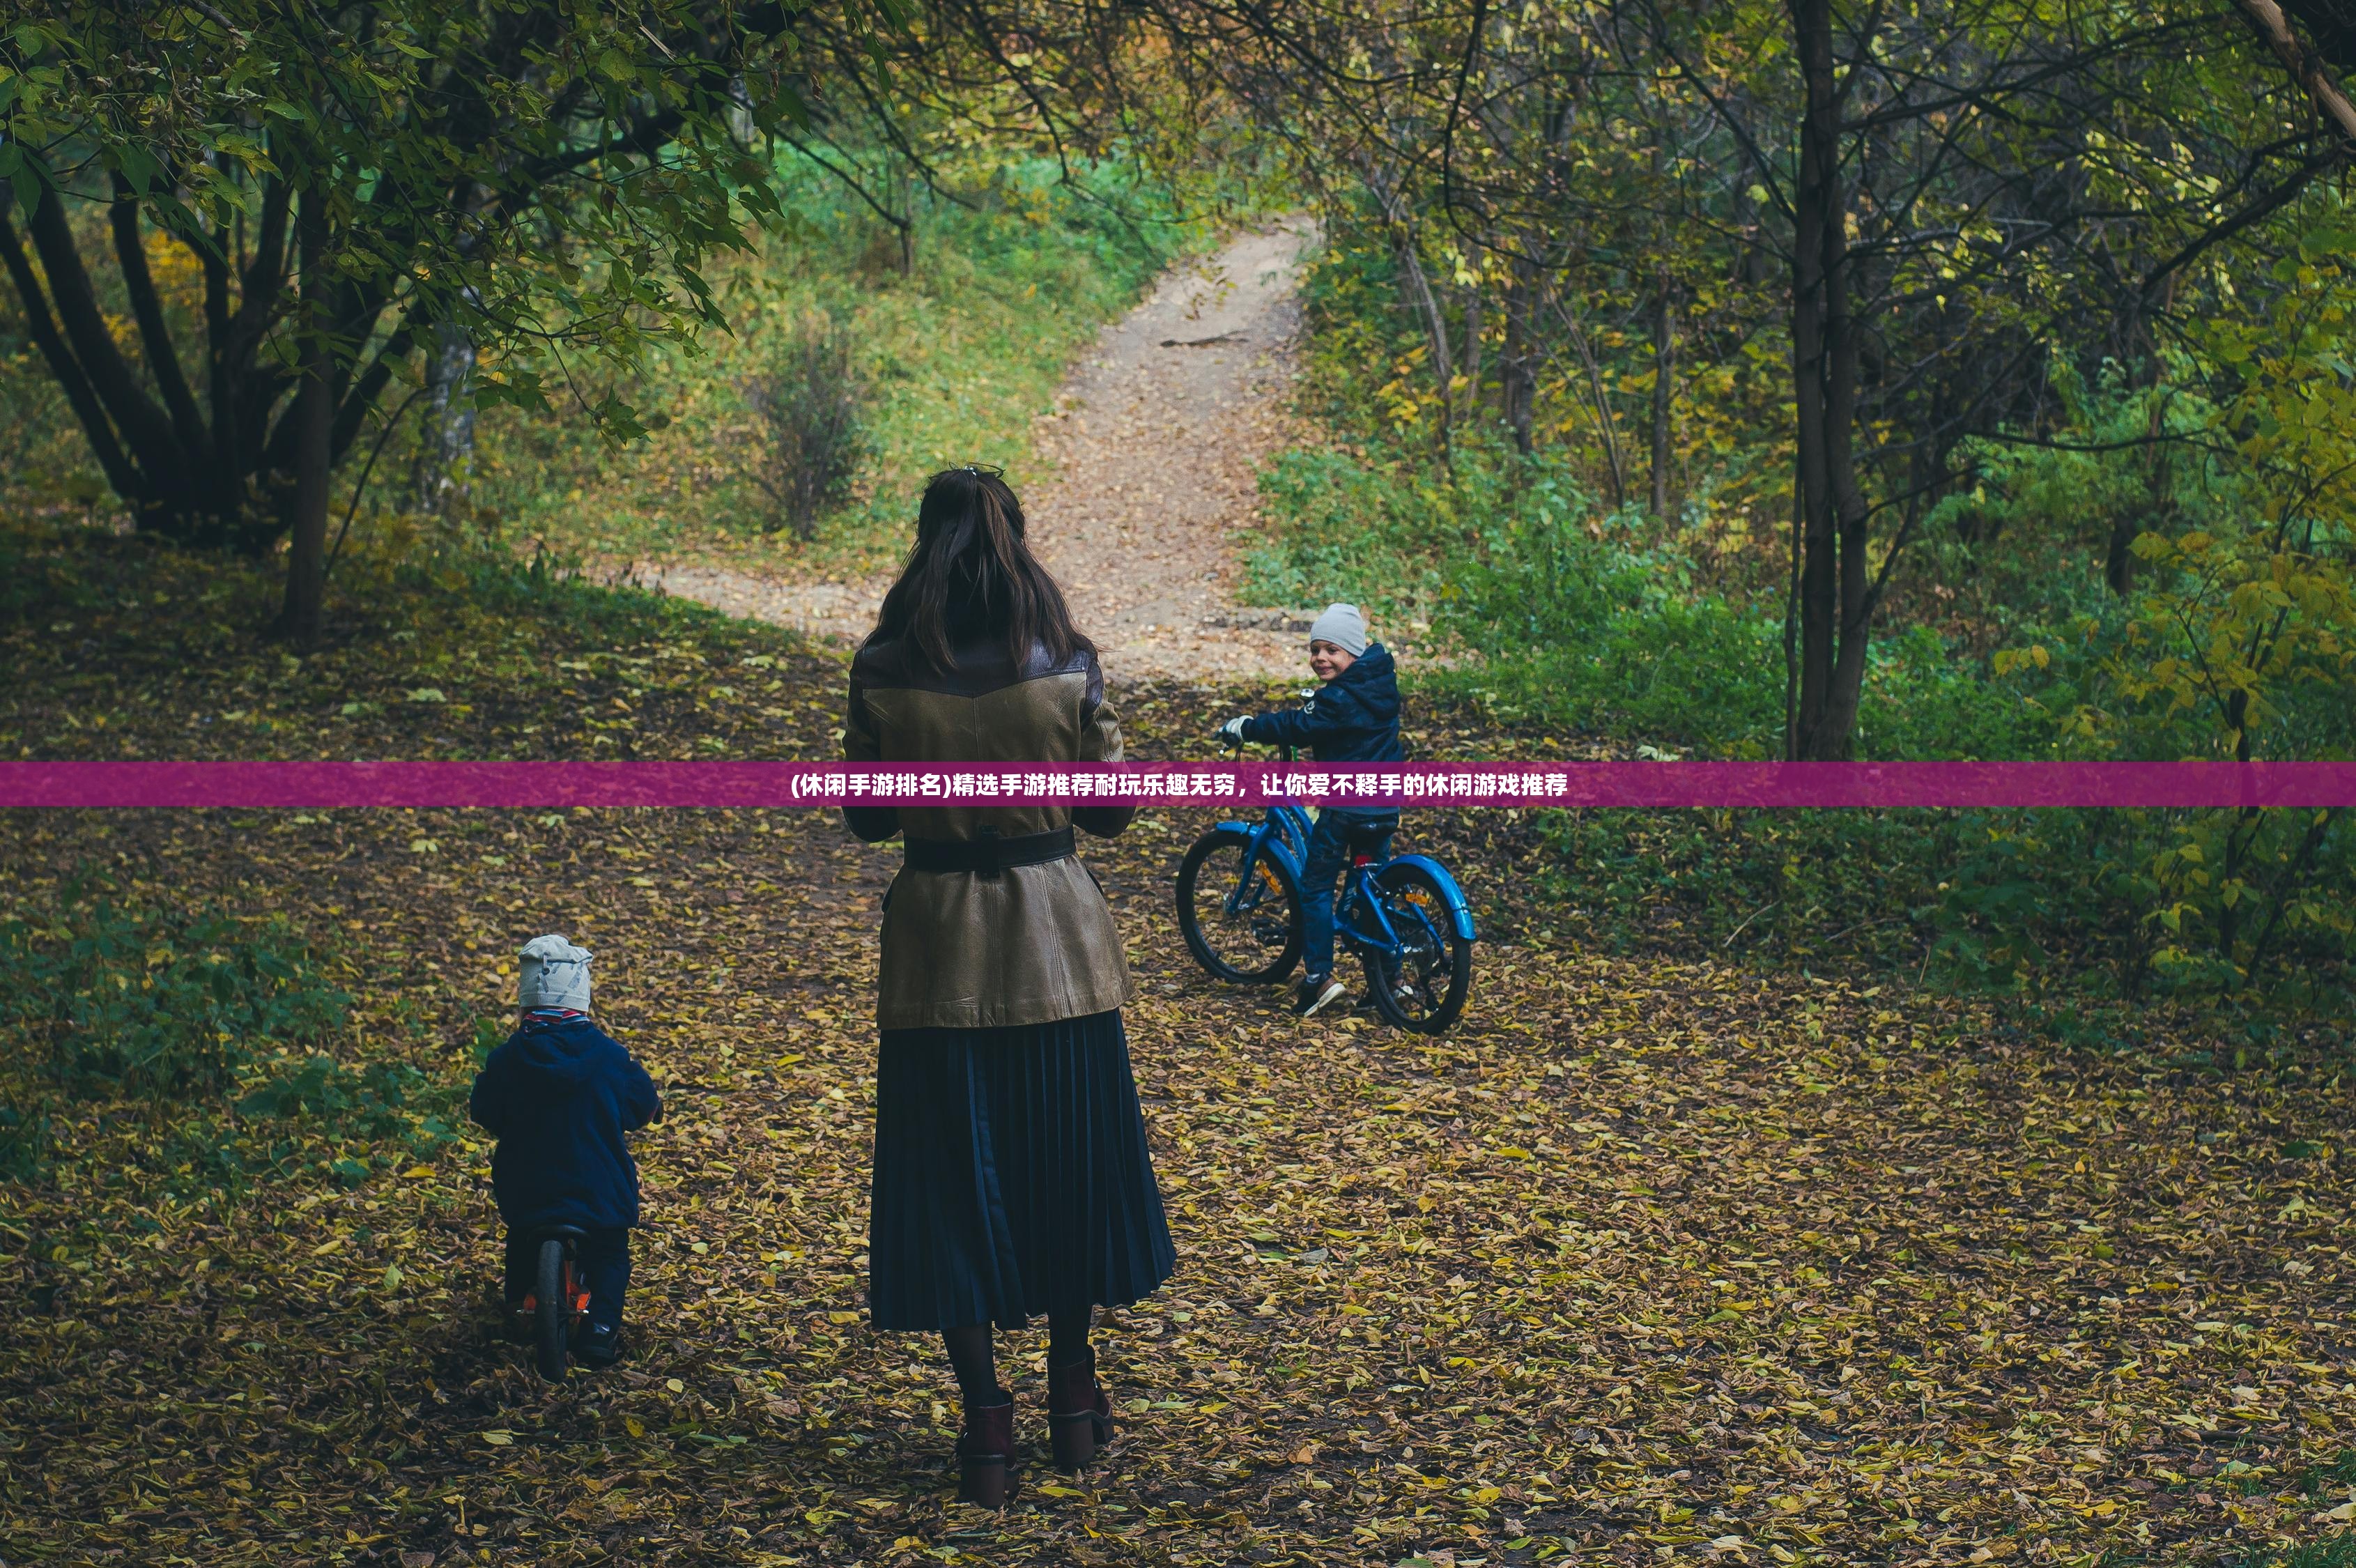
[843, 466, 1176, 1506]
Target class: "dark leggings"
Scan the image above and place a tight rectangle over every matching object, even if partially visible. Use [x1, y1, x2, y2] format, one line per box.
[942, 1306, 1092, 1406]
[1300, 813, 1395, 979]
[504, 1227, 630, 1334]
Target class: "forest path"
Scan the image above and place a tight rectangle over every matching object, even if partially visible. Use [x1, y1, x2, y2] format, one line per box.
[638, 220, 1318, 683]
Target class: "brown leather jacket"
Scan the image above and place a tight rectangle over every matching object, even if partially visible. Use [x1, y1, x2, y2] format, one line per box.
[842, 631, 1137, 1031]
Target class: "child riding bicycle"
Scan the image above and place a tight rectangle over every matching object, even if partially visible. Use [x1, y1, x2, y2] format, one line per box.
[1219, 603, 1404, 1018]
[470, 935, 661, 1368]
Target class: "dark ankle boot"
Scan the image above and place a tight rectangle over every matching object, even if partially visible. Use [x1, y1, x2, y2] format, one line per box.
[1047, 1348, 1113, 1470]
[956, 1392, 1015, 1506]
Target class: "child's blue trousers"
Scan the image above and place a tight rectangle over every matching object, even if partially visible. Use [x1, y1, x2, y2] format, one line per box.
[504, 1227, 630, 1333]
[1300, 813, 1396, 981]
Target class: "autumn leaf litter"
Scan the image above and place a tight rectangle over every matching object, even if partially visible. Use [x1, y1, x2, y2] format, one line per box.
[2, 530, 2353, 1566]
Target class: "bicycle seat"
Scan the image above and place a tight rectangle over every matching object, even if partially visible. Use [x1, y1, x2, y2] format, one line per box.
[539, 1224, 590, 1241]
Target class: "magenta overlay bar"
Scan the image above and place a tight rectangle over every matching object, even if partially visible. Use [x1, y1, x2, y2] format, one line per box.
[4, 760, 2355, 809]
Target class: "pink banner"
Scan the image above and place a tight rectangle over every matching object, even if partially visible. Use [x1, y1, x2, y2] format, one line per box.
[3, 760, 2355, 808]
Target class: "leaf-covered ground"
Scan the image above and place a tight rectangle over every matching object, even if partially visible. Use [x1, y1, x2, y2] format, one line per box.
[5, 527, 2355, 1567]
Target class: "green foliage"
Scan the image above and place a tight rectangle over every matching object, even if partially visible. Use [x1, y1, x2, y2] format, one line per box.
[737, 313, 869, 539]
[0, 324, 92, 519]
[2107, 527, 2356, 761]
[1959, 362, 2356, 994]
[1442, 484, 1785, 757]
[0, 883, 473, 1187]
[1254, 236, 2032, 760]
[1315, 356, 2356, 1000]
[239, 1054, 421, 1129]
[1251, 431, 2028, 762]
[1270, 200, 2356, 1010]
[462, 151, 1178, 578]
[1274, 197, 1792, 567]
[1243, 446, 1429, 608]
[0, 0, 920, 577]
[473, 1015, 509, 1066]
[2238, 1532, 2356, 1568]
[0, 893, 347, 1098]
[1914, 364, 2233, 651]
[237, 1054, 456, 1187]
[5, 0, 829, 404]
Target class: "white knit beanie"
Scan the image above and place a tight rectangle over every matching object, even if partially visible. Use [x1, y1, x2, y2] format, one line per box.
[1308, 602, 1369, 657]
[518, 934, 592, 1012]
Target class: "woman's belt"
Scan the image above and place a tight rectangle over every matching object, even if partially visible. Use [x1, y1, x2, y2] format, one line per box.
[902, 827, 1076, 876]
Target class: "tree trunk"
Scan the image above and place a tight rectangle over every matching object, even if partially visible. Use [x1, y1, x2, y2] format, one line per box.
[16, 181, 193, 528]
[277, 335, 332, 646]
[0, 203, 144, 505]
[0, 151, 403, 555]
[1648, 136, 1675, 524]
[412, 317, 479, 516]
[1391, 228, 1454, 464]
[2109, 377, 2172, 594]
[895, 163, 916, 275]
[277, 208, 333, 648]
[1460, 286, 1484, 410]
[2233, 0, 2356, 142]
[1785, 0, 1874, 761]
[1554, 293, 1629, 507]
[1649, 272, 1674, 523]
[2103, 517, 2141, 595]
[1502, 268, 1536, 455]
[109, 177, 213, 471]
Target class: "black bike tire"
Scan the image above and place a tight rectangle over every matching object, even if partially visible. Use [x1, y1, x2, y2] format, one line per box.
[1362, 863, 1474, 1034]
[534, 1239, 569, 1381]
[1176, 828, 1304, 984]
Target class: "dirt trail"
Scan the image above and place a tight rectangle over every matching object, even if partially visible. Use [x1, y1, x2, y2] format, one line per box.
[641, 222, 1318, 683]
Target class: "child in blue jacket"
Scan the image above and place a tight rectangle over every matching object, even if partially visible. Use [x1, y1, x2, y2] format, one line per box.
[470, 935, 661, 1367]
[1219, 603, 1406, 1017]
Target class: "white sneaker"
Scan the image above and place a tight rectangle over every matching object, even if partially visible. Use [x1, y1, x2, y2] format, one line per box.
[1293, 974, 1346, 1017]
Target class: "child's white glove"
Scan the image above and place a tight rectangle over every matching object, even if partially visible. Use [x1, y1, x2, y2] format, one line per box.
[1217, 716, 1250, 745]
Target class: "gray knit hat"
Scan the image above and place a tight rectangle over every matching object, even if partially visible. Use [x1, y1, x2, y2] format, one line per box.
[1308, 602, 1369, 657]
[518, 934, 592, 1012]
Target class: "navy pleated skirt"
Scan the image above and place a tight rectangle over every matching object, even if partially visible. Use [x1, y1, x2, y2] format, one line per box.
[868, 1008, 1176, 1332]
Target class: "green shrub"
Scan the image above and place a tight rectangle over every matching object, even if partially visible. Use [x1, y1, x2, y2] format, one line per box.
[0, 895, 348, 1098]
[1964, 405, 2356, 996]
[0, 891, 471, 1187]
[1440, 482, 1785, 754]
[735, 314, 869, 539]
[237, 1055, 458, 1185]
[1529, 799, 2353, 1012]
[239, 1054, 429, 1130]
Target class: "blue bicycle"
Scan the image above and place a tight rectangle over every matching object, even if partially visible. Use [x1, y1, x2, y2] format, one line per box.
[1176, 745, 1477, 1033]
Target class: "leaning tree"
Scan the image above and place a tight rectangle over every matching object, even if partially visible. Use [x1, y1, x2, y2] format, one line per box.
[0, 0, 906, 644]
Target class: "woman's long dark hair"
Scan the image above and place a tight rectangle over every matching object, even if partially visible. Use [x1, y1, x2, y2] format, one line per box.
[866, 467, 1092, 672]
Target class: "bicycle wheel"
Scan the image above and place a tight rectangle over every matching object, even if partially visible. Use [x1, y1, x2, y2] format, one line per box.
[1361, 862, 1474, 1034]
[1176, 827, 1304, 983]
[534, 1239, 570, 1381]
